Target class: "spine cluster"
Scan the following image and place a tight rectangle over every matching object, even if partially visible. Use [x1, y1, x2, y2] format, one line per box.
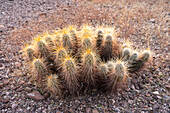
[21, 25, 152, 96]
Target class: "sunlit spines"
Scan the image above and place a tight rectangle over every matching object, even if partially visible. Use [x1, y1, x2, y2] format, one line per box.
[122, 40, 132, 49]
[37, 40, 50, 58]
[98, 63, 108, 79]
[106, 61, 115, 72]
[54, 46, 68, 65]
[122, 48, 132, 61]
[80, 48, 99, 91]
[81, 48, 98, 68]
[61, 56, 80, 95]
[100, 34, 114, 61]
[128, 48, 152, 72]
[114, 60, 127, 79]
[44, 74, 62, 96]
[68, 26, 79, 54]
[106, 60, 128, 93]
[129, 51, 139, 61]
[139, 48, 152, 63]
[80, 24, 94, 38]
[21, 44, 35, 61]
[52, 30, 62, 47]
[32, 58, 48, 76]
[82, 37, 94, 49]
[62, 30, 74, 54]
[95, 26, 104, 48]
[43, 33, 55, 51]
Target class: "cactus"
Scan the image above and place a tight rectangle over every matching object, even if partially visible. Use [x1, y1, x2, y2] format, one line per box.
[100, 35, 114, 61]
[44, 34, 55, 51]
[27, 48, 35, 61]
[54, 46, 68, 65]
[82, 37, 94, 49]
[21, 44, 35, 61]
[96, 63, 109, 91]
[21, 25, 152, 97]
[98, 63, 108, 78]
[129, 51, 139, 61]
[37, 41, 50, 58]
[32, 58, 48, 76]
[128, 49, 151, 72]
[80, 49, 98, 91]
[106, 61, 115, 72]
[44, 74, 62, 96]
[96, 30, 103, 48]
[106, 60, 127, 93]
[60, 56, 79, 95]
[122, 48, 131, 61]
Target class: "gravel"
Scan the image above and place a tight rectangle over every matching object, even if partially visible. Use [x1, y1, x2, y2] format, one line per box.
[0, 0, 169, 112]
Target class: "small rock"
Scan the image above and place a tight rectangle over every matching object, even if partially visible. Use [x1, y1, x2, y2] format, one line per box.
[157, 96, 162, 99]
[109, 99, 115, 104]
[15, 62, 21, 68]
[92, 109, 99, 113]
[0, 25, 5, 28]
[25, 87, 32, 93]
[26, 91, 45, 101]
[165, 85, 170, 90]
[3, 79, 9, 85]
[150, 18, 155, 23]
[128, 100, 133, 104]
[18, 80, 25, 85]
[114, 108, 120, 112]
[3, 97, 10, 103]
[12, 102, 18, 109]
[43, 93, 50, 98]
[152, 91, 159, 95]
[163, 95, 170, 100]
[86, 107, 91, 113]
[0, 63, 5, 70]
[0, 83, 3, 88]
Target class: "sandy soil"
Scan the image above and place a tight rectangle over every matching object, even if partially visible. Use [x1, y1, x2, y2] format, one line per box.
[0, 0, 169, 112]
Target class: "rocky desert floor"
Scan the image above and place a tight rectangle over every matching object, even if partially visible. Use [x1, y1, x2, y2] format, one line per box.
[0, 0, 169, 112]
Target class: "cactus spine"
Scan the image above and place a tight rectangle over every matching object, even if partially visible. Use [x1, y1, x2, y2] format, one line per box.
[45, 74, 61, 96]
[81, 49, 98, 91]
[122, 48, 131, 61]
[101, 35, 114, 61]
[128, 49, 151, 72]
[106, 60, 127, 93]
[21, 25, 152, 97]
[96, 30, 103, 48]
[32, 58, 47, 76]
[61, 56, 79, 95]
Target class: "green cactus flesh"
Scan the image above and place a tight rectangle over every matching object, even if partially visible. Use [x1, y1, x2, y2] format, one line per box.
[97, 30, 103, 48]
[34, 59, 47, 76]
[37, 41, 49, 58]
[27, 48, 34, 61]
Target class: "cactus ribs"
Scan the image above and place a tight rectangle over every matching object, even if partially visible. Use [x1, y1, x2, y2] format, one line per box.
[21, 25, 152, 96]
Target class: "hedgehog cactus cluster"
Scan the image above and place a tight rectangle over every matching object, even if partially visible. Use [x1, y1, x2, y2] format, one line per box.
[21, 25, 152, 96]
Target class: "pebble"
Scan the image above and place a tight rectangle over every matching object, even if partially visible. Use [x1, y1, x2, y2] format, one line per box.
[165, 85, 170, 90]
[12, 102, 18, 109]
[152, 91, 159, 95]
[163, 95, 170, 100]
[15, 62, 21, 68]
[150, 18, 155, 23]
[3, 79, 9, 85]
[3, 96, 10, 103]
[92, 109, 99, 113]
[26, 91, 45, 101]
[0, 63, 5, 70]
[114, 108, 120, 112]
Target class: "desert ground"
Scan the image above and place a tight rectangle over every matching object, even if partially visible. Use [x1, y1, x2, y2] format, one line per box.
[0, 0, 169, 112]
